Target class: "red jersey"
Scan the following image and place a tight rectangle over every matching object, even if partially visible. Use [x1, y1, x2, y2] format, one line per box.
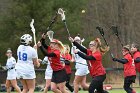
[87, 49, 106, 77]
[123, 53, 136, 77]
[62, 53, 72, 74]
[133, 51, 140, 72]
[47, 47, 64, 71]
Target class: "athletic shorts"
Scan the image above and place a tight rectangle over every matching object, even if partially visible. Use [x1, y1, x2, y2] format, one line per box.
[7, 69, 17, 80]
[51, 69, 67, 84]
[16, 69, 36, 79]
[124, 75, 136, 84]
[75, 67, 89, 76]
[45, 68, 53, 79]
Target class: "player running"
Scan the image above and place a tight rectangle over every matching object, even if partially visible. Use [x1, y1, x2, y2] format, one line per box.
[71, 35, 89, 93]
[42, 56, 53, 93]
[131, 43, 140, 73]
[62, 44, 74, 92]
[69, 37, 109, 93]
[37, 33, 69, 93]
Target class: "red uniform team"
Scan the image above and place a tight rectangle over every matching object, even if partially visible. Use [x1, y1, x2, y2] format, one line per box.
[2, 32, 140, 93]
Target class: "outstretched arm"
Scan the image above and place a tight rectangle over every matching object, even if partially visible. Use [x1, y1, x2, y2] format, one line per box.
[69, 37, 87, 54]
[39, 46, 56, 57]
[73, 41, 87, 54]
[77, 51, 96, 60]
[112, 58, 128, 64]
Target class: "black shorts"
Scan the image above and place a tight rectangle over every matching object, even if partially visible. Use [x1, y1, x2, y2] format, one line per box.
[93, 74, 106, 82]
[51, 69, 67, 84]
[124, 75, 136, 84]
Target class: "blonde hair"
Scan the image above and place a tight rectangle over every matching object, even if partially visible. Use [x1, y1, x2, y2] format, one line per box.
[57, 41, 65, 55]
[64, 44, 70, 54]
[94, 38, 109, 55]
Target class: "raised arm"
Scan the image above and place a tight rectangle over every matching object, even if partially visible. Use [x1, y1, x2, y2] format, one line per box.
[39, 46, 56, 57]
[73, 41, 87, 54]
[69, 37, 87, 54]
[40, 38, 48, 49]
[37, 41, 56, 57]
[40, 33, 48, 49]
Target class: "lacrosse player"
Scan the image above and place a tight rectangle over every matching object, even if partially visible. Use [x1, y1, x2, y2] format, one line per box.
[15, 34, 40, 93]
[113, 45, 136, 93]
[69, 37, 109, 93]
[131, 43, 140, 73]
[4, 48, 21, 93]
[37, 33, 69, 93]
[62, 44, 74, 92]
[42, 56, 53, 93]
[71, 35, 89, 93]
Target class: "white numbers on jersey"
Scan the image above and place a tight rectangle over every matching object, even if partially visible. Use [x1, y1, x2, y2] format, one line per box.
[18, 52, 28, 61]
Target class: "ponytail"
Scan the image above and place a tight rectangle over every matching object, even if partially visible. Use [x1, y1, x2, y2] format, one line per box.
[95, 38, 109, 55]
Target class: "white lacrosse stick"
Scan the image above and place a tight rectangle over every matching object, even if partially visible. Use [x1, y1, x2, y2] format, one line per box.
[58, 8, 71, 37]
[58, 8, 66, 21]
[30, 19, 37, 46]
[30, 19, 39, 59]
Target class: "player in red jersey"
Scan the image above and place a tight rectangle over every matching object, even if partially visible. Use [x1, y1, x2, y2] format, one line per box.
[131, 43, 140, 73]
[37, 34, 69, 93]
[62, 44, 74, 92]
[112, 45, 136, 93]
[69, 37, 109, 93]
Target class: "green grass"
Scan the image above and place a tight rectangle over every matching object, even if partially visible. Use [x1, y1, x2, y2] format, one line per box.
[0, 89, 140, 93]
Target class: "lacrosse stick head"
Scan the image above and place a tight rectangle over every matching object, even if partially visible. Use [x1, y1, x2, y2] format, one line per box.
[58, 8, 65, 21]
[47, 30, 54, 41]
[30, 19, 35, 34]
[111, 26, 118, 36]
[96, 26, 104, 36]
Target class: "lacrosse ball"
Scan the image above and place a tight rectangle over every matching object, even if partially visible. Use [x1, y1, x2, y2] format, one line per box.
[81, 10, 85, 13]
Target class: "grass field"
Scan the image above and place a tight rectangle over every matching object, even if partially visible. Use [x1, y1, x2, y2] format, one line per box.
[0, 89, 140, 93]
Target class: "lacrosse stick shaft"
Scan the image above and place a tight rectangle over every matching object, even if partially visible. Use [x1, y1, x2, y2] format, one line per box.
[97, 28, 114, 58]
[117, 36, 123, 47]
[64, 21, 71, 37]
[102, 36, 114, 58]
[33, 33, 37, 45]
[102, 36, 109, 46]
[45, 12, 58, 35]
[111, 26, 123, 47]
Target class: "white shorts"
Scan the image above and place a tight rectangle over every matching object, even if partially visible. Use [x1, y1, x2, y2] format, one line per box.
[45, 65, 53, 79]
[75, 67, 89, 76]
[7, 69, 17, 80]
[16, 69, 36, 79]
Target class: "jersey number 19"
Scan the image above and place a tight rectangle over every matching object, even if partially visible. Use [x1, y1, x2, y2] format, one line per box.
[18, 52, 27, 61]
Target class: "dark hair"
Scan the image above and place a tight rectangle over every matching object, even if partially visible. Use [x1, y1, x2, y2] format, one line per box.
[132, 43, 139, 51]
